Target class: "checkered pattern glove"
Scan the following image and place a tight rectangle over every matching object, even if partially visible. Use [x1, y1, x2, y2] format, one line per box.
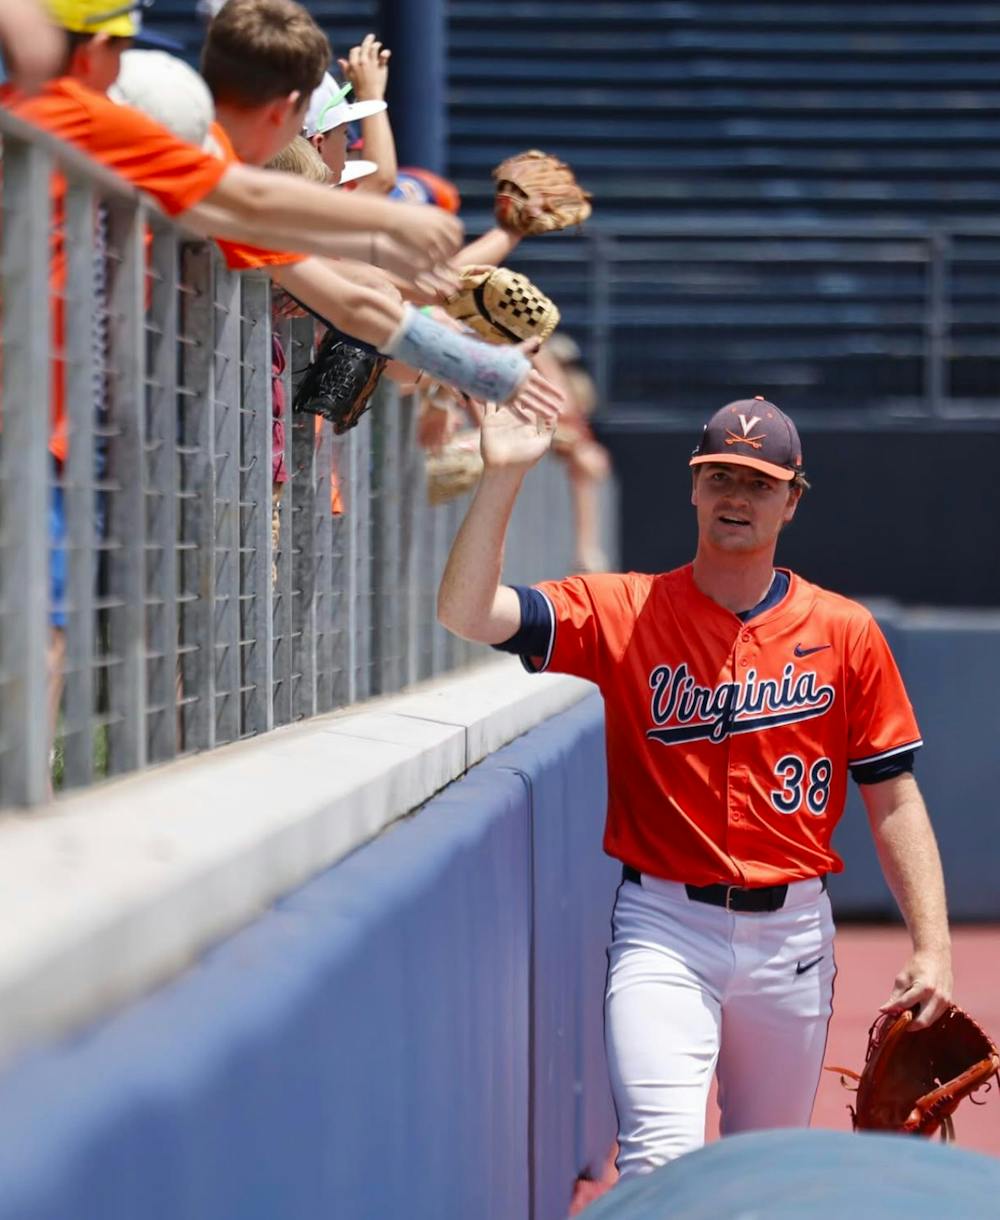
[442, 265, 560, 346]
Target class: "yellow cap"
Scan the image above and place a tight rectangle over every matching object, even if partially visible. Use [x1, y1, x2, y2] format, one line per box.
[44, 0, 146, 37]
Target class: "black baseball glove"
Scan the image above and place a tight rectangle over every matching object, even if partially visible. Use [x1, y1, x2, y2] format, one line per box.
[292, 330, 387, 435]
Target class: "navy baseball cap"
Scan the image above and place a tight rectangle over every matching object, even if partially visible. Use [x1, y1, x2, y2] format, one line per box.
[689, 396, 804, 482]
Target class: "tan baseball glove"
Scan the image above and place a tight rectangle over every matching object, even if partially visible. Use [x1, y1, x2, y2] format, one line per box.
[828, 1004, 1000, 1140]
[425, 431, 484, 506]
[492, 149, 592, 236]
[442, 264, 560, 345]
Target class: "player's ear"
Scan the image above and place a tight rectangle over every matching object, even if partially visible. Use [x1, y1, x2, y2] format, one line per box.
[784, 483, 802, 522]
[690, 468, 699, 507]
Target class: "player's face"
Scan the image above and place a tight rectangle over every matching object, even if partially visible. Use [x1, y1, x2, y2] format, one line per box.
[692, 463, 799, 553]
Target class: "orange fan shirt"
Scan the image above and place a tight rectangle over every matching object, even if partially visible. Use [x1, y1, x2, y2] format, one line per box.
[2, 77, 230, 460]
[207, 122, 305, 272]
[531, 565, 921, 887]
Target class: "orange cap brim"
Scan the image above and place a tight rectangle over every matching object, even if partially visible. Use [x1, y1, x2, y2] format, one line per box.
[689, 453, 795, 482]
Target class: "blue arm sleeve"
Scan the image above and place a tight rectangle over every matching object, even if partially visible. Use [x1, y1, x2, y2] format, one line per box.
[490, 586, 553, 670]
[850, 750, 916, 786]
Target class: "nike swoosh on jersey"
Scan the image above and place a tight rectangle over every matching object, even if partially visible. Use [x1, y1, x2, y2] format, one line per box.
[795, 955, 824, 975]
[794, 643, 831, 658]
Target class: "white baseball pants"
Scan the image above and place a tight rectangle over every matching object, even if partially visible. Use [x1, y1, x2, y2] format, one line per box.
[605, 873, 836, 1179]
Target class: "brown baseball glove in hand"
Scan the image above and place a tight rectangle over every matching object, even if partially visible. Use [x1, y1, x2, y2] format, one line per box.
[828, 1004, 1000, 1140]
[442, 265, 560, 345]
[292, 331, 387, 435]
[425, 431, 484, 506]
[492, 150, 592, 236]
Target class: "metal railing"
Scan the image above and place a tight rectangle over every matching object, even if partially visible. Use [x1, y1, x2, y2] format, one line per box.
[508, 220, 1000, 417]
[0, 110, 601, 809]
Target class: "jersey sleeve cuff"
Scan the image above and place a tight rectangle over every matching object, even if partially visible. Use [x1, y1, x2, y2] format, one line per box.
[848, 739, 923, 768]
[849, 741, 922, 785]
[490, 586, 555, 672]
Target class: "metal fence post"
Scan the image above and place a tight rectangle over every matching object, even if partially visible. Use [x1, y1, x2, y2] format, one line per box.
[349, 419, 373, 702]
[178, 244, 217, 752]
[239, 273, 274, 737]
[400, 395, 423, 688]
[312, 418, 336, 715]
[328, 429, 351, 710]
[271, 316, 295, 726]
[104, 200, 147, 776]
[144, 224, 180, 765]
[290, 375, 318, 722]
[0, 138, 51, 807]
[371, 386, 403, 695]
[60, 177, 99, 787]
[212, 264, 242, 745]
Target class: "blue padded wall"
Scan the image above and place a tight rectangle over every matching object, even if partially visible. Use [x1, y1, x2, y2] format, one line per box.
[0, 767, 533, 1220]
[0, 694, 616, 1220]
[482, 695, 620, 1220]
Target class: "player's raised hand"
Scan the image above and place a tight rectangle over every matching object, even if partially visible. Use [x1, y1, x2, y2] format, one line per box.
[481, 341, 564, 470]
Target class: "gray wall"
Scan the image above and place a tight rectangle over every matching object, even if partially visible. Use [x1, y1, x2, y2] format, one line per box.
[601, 416, 1000, 607]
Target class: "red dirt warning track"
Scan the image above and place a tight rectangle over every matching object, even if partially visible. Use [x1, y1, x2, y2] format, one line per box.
[570, 925, 1000, 1214]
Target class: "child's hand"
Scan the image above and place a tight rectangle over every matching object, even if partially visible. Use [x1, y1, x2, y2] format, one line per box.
[339, 34, 391, 102]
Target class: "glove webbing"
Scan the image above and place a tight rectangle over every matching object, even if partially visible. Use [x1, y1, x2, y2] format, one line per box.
[472, 282, 522, 345]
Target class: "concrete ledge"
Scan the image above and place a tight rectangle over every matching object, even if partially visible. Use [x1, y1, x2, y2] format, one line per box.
[0, 659, 592, 1064]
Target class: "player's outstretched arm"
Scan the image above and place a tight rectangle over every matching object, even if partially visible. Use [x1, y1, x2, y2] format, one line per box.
[438, 385, 559, 644]
[183, 163, 463, 273]
[862, 773, 953, 1029]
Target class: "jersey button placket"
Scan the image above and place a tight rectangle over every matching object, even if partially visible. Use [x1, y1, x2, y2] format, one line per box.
[728, 633, 753, 866]
[725, 640, 748, 871]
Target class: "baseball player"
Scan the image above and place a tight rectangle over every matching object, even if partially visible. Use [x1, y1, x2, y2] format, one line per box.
[437, 395, 952, 1176]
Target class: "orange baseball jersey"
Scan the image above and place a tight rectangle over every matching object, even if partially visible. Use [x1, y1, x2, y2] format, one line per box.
[2, 77, 229, 461]
[528, 565, 921, 887]
[207, 122, 305, 273]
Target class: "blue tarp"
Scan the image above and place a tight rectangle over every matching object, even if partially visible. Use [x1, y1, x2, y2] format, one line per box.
[581, 1128, 1000, 1219]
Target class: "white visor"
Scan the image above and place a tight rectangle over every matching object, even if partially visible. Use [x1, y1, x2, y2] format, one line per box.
[339, 160, 378, 186]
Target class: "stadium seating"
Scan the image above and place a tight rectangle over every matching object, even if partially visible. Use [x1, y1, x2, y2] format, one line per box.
[449, 1, 1000, 410]
[449, 1, 1000, 224]
[152, 0, 377, 62]
[150, 2, 1000, 411]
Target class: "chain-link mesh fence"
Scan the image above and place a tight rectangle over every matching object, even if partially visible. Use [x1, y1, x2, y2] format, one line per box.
[0, 112, 608, 810]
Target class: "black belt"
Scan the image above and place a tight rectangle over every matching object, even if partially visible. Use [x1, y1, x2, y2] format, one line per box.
[621, 864, 826, 913]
